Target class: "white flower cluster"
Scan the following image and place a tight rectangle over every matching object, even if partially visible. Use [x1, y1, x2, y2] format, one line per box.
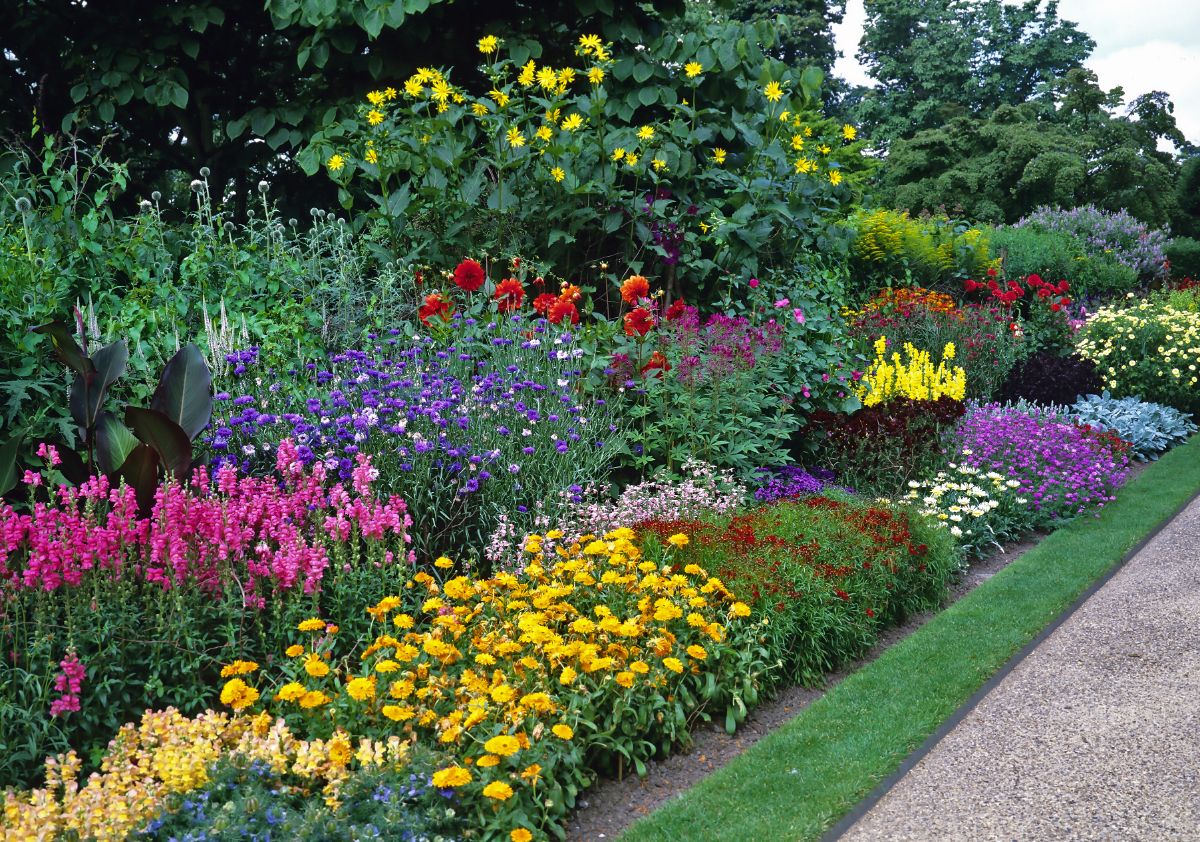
[902, 463, 1027, 558]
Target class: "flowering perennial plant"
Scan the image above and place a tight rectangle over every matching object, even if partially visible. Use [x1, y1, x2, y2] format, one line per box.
[1014, 205, 1169, 280]
[208, 312, 625, 563]
[1075, 296, 1200, 414]
[214, 529, 762, 838]
[752, 465, 837, 503]
[902, 465, 1029, 560]
[855, 336, 966, 407]
[952, 404, 1131, 527]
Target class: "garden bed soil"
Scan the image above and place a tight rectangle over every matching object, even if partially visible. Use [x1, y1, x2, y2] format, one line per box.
[564, 530, 1045, 841]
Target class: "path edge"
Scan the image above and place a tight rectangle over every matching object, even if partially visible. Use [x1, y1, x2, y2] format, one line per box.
[822, 483, 1200, 841]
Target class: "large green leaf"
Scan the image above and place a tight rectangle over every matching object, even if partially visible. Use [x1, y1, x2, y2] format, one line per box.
[125, 407, 193, 478]
[94, 411, 140, 475]
[32, 322, 91, 376]
[120, 443, 160, 517]
[68, 340, 128, 434]
[0, 434, 23, 497]
[150, 343, 212, 441]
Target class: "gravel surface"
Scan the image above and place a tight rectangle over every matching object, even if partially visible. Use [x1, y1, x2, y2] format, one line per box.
[841, 493, 1200, 842]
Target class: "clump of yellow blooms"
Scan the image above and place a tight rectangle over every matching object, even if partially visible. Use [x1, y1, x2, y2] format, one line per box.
[856, 336, 967, 407]
[1, 709, 405, 841]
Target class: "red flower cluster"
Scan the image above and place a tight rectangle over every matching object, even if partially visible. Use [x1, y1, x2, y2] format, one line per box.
[964, 273, 1071, 311]
[493, 278, 525, 312]
[418, 292, 453, 325]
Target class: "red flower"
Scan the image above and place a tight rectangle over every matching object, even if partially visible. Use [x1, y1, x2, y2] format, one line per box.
[532, 293, 558, 315]
[964, 279, 981, 292]
[418, 292, 453, 325]
[493, 278, 525, 312]
[1026, 273, 1043, 287]
[453, 258, 485, 292]
[623, 307, 655, 336]
[866, 608, 875, 618]
[664, 298, 688, 321]
[620, 274, 650, 304]
[548, 298, 580, 325]
[1057, 279, 1070, 293]
[640, 351, 671, 376]
[986, 267, 998, 278]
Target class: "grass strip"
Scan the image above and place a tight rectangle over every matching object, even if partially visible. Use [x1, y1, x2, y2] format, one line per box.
[619, 435, 1200, 842]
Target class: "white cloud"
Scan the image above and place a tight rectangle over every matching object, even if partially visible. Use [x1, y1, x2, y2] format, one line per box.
[832, 0, 1200, 144]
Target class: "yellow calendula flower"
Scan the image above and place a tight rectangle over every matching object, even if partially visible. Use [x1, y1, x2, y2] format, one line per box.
[842, 123, 857, 140]
[304, 654, 329, 678]
[686, 644, 708, 660]
[219, 660, 258, 678]
[663, 657, 684, 674]
[559, 666, 578, 685]
[616, 671, 635, 688]
[763, 81, 785, 102]
[506, 127, 526, 148]
[637, 125, 655, 141]
[712, 147, 727, 165]
[285, 644, 304, 658]
[299, 690, 330, 708]
[434, 555, 455, 569]
[561, 113, 584, 131]
[484, 735, 521, 756]
[298, 617, 325, 632]
[588, 66, 605, 85]
[551, 166, 566, 183]
[731, 602, 751, 617]
[325, 156, 344, 173]
[432, 766, 472, 787]
[684, 61, 703, 78]
[552, 723, 574, 740]
[667, 533, 689, 548]
[346, 676, 376, 701]
[219, 678, 259, 711]
[382, 705, 416, 721]
[512, 829, 534, 842]
[477, 35, 499, 54]
[275, 682, 306, 703]
[483, 781, 515, 801]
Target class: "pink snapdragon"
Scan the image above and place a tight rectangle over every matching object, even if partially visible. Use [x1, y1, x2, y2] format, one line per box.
[48, 651, 86, 717]
[0, 440, 411, 604]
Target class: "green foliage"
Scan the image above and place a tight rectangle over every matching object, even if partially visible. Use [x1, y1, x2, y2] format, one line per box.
[1066, 392, 1198, 462]
[729, 0, 847, 74]
[305, 21, 871, 305]
[855, 0, 1094, 146]
[1166, 237, 1200, 280]
[988, 225, 1138, 298]
[846, 208, 993, 290]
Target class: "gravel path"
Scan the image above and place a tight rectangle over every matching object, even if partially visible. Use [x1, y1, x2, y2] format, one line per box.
[840, 494, 1200, 842]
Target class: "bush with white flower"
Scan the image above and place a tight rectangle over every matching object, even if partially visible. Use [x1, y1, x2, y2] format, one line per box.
[902, 462, 1030, 560]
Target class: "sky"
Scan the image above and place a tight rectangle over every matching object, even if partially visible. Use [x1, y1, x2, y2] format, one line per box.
[831, 0, 1200, 146]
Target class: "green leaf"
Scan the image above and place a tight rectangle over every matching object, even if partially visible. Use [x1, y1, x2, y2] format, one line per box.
[0, 434, 23, 497]
[94, 411, 140, 475]
[150, 343, 212, 441]
[250, 110, 276, 137]
[125, 408, 193, 478]
[632, 62, 653, 84]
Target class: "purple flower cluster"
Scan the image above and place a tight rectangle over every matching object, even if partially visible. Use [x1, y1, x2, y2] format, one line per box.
[753, 465, 838, 503]
[1015, 205, 1169, 278]
[953, 403, 1130, 526]
[667, 308, 785, 385]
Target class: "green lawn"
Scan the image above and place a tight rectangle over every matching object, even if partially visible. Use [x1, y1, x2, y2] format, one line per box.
[619, 435, 1200, 841]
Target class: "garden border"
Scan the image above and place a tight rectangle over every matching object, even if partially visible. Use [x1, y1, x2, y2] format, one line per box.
[617, 435, 1200, 842]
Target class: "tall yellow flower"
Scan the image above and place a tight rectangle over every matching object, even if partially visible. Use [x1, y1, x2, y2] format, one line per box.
[483, 781, 515, 801]
[366, 110, 384, 126]
[507, 127, 527, 148]
[842, 123, 857, 140]
[561, 113, 584, 131]
[763, 81, 785, 102]
[432, 766, 472, 787]
[578, 33, 603, 54]
[550, 166, 566, 183]
[684, 61, 703, 78]
[588, 66, 605, 85]
[637, 125, 655, 141]
[219, 678, 259, 711]
[325, 155, 344, 173]
[477, 35, 499, 54]
[712, 148, 727, 165]
[829, 169, 843, 186]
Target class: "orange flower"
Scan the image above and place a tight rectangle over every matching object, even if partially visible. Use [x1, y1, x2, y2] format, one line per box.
[623, 307, 655, 336]
[620, 274, 650, 304]
[418, 292, 454, 325]
[548, 298, 580, 325]
[494, 278, 525, 312]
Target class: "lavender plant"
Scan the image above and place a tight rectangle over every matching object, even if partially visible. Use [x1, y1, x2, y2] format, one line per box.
[206, 315, 628, 567]
[1014, 204, 1169, 280]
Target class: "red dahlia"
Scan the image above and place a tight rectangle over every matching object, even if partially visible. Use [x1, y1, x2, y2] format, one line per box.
[623, 307, 655, 336]
[532, 293, 559, 315]
[548, 298, 580, 325]
[418, 292, 453, 325]
[620, 274, 650, 304]
[453, 258, 486, 292]
[493, 278, 525, 312]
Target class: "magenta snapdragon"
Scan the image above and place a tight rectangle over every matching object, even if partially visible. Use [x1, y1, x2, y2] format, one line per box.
[0, 440, 412, 604]
[48, 651, 85, 717]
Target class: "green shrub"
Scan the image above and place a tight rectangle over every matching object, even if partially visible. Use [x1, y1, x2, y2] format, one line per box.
[1166, 236, 1200, 280]
[846, 208, 992, 293]
[989, 225, 1138, 298]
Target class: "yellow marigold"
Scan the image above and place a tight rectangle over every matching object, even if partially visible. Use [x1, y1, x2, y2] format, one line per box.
[299, 690, 330, 709]
[552, 723, 574, 740]
[663, 657, 684, 674]
[519, 692, 555, 713]
[731, 602, 751, 617]
[512, 829, 534, 842]
[219, 678, 259, 711]
[328, 733, 352, 767]
[476, 753, 501, 767]
[393, 613, 415, 629]
[616, 671, 635, 688]
[667, 533, 689, 548]
[346, 676, 376, 702]
[220, 660, 258, 678]
[630, 660, 650, 674]
[382, 705, 416, 721]
[374, 660, 401, 674]
[483, 781, 515, 801]
[559, 666, 578, 685]
[285, 644, 304, 657]
[298, 617, 325, 632]
[483, 735, 521, 757]
[275, 682, 306, 702]
[432, 766, 472, 788]
[490, 684, 517, 704]
[686, 644, 708, 661]
[304, 654, 330, 678]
